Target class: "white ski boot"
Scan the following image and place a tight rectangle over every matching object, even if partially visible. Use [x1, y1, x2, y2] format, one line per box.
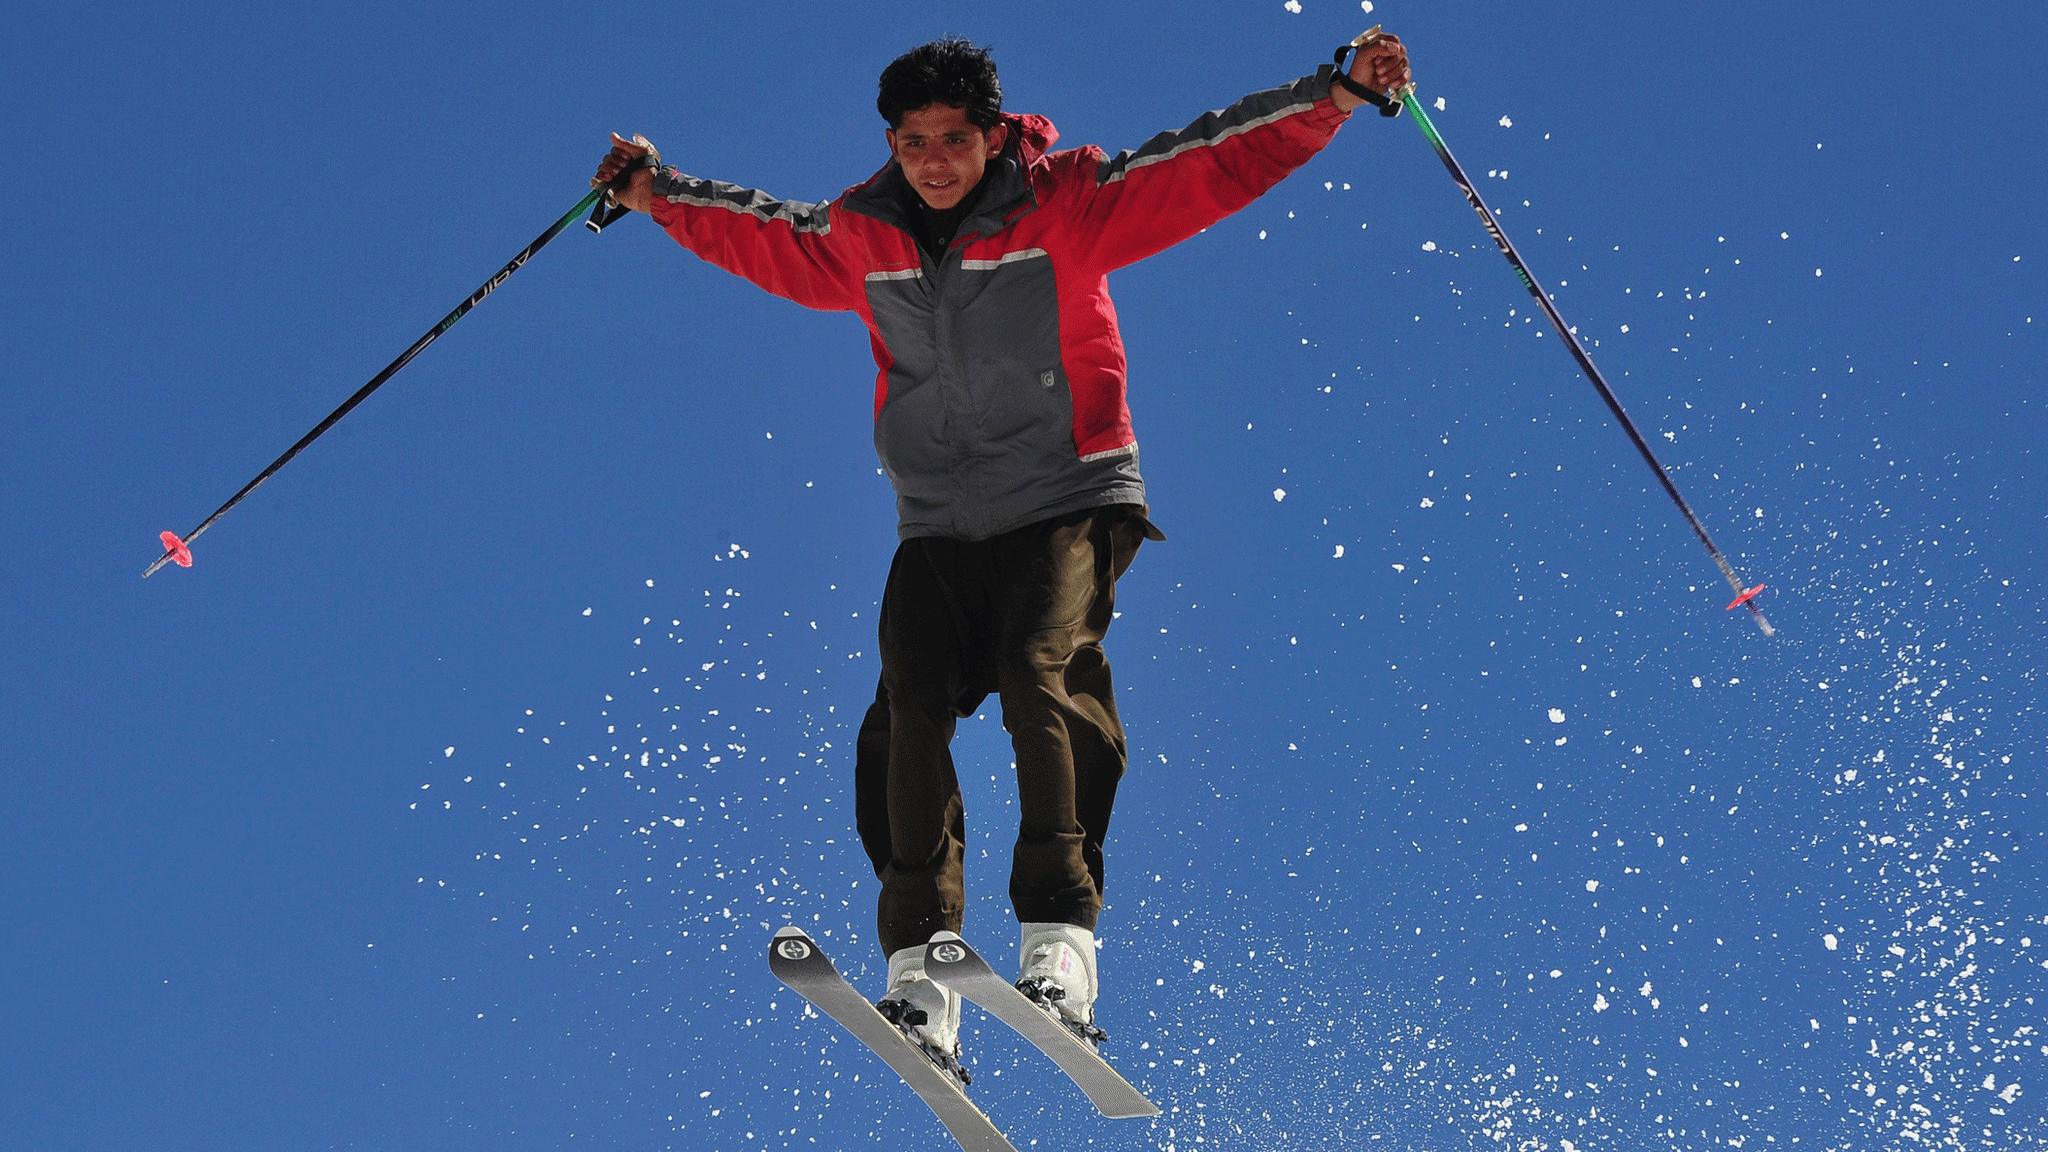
[1016, 921, 1109, 1048]
[875, 944, 969, 1084]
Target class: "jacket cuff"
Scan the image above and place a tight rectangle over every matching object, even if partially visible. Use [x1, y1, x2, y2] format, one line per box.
[1303, 65, 1351, 124]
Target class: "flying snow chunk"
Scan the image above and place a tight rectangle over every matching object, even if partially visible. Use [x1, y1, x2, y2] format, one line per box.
[1333, 545, 1346, 558]
[1547, 708, 1567, 724]
[1433, 96, 1446, 111]
[1824, 933, 1839, 951]
[1499, 115, 1514, 128]
[442, 746, 456, 759]
[1585, 879, 1600, 893]
[1361, 0, 1374, 10]
[1422, 240, 1438, 251]
[1593, 993, 1610, 1012]
[1283, 0, 1302, 11]
[581, 607, 593, 617]
[1273, 488, 1288, 502]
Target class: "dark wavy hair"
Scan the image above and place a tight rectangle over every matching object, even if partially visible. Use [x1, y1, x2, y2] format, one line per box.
[876, 38, 1003, 129]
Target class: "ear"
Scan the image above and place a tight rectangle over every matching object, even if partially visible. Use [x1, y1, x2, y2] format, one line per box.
[885, 127, 898, 155]
[986, 121, 1010, 154]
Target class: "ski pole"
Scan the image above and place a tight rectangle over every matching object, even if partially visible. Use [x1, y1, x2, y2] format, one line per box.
[145, 156, 656, 579]
[1335, 30, 1773, 636]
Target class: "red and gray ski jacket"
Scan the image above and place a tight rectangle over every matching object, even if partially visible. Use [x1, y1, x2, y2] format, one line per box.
[649, 67, 1350, 541]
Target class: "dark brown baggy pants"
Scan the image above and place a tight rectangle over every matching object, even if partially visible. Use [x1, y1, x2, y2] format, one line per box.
[854, 505, 1156, 957]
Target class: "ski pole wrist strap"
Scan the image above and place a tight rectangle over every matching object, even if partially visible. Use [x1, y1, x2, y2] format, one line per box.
[1332, 40, 1403, 117]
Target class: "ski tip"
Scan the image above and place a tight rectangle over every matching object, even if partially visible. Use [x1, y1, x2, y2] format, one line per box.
[1725, 583, 1765, 611]
[770, 926, 818, 964]
[159, 530, 194, 569]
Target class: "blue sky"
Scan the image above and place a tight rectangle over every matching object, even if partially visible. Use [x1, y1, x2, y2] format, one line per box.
[4, 2, 2044, 1149]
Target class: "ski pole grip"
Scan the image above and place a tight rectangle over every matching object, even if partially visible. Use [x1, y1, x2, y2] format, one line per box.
[586, 152, 662, 234]
[1334, 26, 1404, 117]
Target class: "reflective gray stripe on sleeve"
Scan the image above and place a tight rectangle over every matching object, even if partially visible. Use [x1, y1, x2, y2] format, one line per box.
[1098, 70, 1332, 186]
[655, 170, 833, 234]
[865, 268, 922, 282]
[1078, 442, 1139, 463]
[960, 247, 1049, 270]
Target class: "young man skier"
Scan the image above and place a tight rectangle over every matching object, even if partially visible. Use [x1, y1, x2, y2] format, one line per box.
[593, 33, 1411, 1069]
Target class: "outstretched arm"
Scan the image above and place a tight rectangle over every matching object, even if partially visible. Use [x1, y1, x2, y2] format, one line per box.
[1068, 33, 1412, 274]
[591, 133, 862, 313]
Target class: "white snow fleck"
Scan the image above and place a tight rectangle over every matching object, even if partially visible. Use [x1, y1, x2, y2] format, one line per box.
[1547, 708, 1567, 724]
[1585, 879, 1600, 893]
[1283, 0, 1302, 11]
[1593, 993, 1610, 1012]
[1272, 488, 1287, 503]
[1421, 240, 1438, 252]
[1419, 497, 1435, 508]
[1360, 0, 1374, 10]
[1498, 115, 1513, 128]
[442, 746, 456, 758]
[1433, 96, 1446, 111]
[581, 607, 593, 617]
[1332, 545, 1346, 558]
[1824, 933, 1839, 951]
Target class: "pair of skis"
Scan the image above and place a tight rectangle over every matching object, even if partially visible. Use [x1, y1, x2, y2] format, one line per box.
[768, 927, 1156, 1151]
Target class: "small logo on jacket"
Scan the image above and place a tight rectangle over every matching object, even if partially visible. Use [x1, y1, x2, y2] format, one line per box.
[1040, 370, 1057, 389]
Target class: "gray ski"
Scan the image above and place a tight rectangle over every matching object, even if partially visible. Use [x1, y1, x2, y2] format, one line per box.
[768, 927, 1016, 1152]
[923, 931, 1159, 1119]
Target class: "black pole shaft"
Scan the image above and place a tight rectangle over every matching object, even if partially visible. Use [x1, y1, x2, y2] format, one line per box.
[143, 183, 612, 578]
[1400, 95, 1773, 636]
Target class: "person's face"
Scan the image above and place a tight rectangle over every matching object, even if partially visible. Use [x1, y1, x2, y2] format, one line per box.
[887, 103, 1009, 211]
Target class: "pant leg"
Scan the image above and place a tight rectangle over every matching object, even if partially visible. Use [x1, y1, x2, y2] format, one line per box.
[853, 678, 893, 881]
[869, 538, 978, 957]
[993, 507, 1150, 931]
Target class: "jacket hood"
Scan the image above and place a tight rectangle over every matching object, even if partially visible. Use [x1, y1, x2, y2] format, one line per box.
[1000, 112, 1057, 164]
